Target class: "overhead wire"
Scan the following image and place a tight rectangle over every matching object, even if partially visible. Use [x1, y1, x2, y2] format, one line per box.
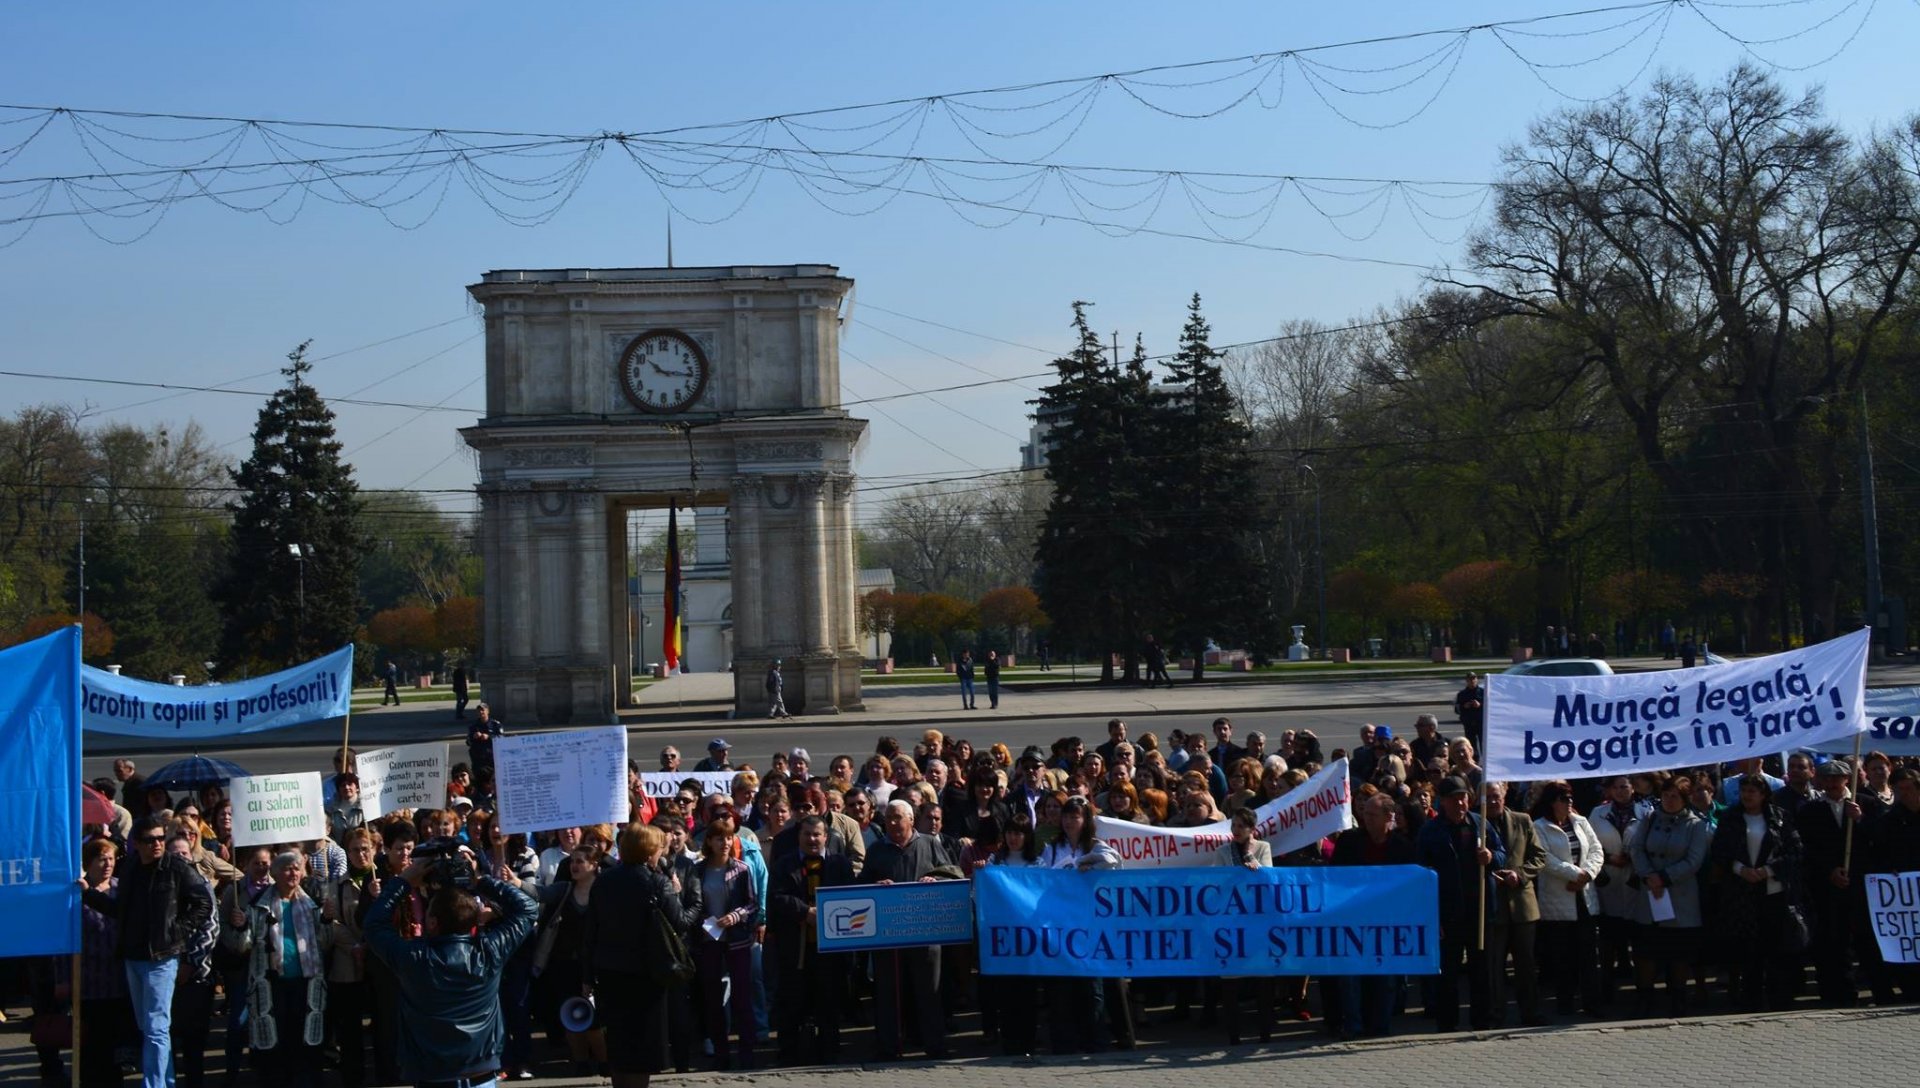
[0, 0, 1889, 247]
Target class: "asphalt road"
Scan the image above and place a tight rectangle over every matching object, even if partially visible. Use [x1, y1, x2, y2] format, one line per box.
[84, 702, 1418, 783]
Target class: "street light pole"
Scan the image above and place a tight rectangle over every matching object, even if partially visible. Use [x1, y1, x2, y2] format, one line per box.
[288, 543, 310, 659]
[76, 496, 90, 619]
[1300, 464, 1325, 657]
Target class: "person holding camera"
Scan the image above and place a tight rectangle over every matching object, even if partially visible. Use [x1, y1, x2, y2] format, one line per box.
[363, 840, 535, 1088]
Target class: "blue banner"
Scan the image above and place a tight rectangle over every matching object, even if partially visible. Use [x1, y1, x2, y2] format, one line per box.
[975, 865, 1438, 978]
[81, 645, 353, 737]
[0, 627, 83, 956]
[815, 880, 975, 952]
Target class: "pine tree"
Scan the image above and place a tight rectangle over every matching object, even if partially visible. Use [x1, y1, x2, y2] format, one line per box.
[1158, 293, 1276, 673]
[216, 343, 369, 671]
[1033, 303, 1159, 681]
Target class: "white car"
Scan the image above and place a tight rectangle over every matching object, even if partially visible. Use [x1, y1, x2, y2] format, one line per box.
[1502, 657, 1616, 677]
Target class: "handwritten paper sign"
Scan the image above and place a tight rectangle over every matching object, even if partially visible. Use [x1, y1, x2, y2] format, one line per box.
[231, 772, 327, 848]
[355, 742, 450, 819]
[494, 726, 629, 835]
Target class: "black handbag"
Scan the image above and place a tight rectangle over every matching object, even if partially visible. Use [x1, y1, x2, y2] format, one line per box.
[647, 886, 697, 988]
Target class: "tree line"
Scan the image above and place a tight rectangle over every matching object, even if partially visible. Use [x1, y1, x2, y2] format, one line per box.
[0, 345, 481, 681]
[860, 65, 1920, 669]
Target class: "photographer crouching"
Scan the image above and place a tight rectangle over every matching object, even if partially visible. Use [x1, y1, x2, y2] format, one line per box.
[364, 836, 535, 1087]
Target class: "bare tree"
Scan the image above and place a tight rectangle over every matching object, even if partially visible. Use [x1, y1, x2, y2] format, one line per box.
[1463, 65, 1920, 643]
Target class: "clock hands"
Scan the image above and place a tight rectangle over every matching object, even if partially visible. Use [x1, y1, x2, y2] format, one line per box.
[647, 360, 693, 379]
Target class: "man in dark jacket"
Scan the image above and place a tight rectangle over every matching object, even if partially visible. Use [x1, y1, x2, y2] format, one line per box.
[364, 850, 536, 1085]
[83, 815, 214, 1088]
[769, 816, 857, 1064]
[1331, 793, 1418, 1037]
[1453, 675, 1485, 749]
[1796, 759, 1864, 1006]
[1417, 777, 1498, 1032]
[860, 799, 954, 1060]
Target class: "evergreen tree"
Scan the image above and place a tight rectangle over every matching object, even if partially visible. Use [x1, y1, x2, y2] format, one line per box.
[1158, 293, 1276, 672]
[1033, 302, 1157, 681]
[216, 343, 369, 671]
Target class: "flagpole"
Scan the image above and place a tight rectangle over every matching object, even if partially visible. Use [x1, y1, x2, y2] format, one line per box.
[71, 951, 82, 1070]
[1842, 726, 1865, 875]
[1476, 788, 1488, 952]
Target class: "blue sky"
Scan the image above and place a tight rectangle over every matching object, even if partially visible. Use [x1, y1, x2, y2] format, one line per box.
[3, 1, 1914, 529]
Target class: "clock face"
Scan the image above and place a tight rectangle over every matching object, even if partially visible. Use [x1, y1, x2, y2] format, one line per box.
[617, 329, 710, 413]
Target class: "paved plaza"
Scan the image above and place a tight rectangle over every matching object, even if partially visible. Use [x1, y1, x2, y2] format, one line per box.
[488, 1007, 1920, 1086]
[6, 1004, 1911, 1086]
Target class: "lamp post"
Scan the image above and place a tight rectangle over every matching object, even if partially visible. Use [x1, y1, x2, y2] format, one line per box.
[288, 543, 311, 655]
[76, 496, 92, 620]
[1299, 463, 1325, 657]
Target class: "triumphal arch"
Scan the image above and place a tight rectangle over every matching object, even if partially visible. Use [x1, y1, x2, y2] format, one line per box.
[461, 265, 868, 723]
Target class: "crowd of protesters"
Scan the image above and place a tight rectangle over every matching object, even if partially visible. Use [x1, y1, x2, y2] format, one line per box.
[11, 704, 1920, 1086]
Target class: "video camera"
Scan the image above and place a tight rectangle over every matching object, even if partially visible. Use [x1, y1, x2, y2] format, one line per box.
[412, 836, 478, 893]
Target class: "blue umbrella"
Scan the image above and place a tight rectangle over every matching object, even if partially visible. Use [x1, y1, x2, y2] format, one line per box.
[142, 755, 251, 791]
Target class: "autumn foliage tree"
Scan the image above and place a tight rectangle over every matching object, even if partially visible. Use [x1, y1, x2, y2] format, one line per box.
[367, 604, 438, 672]
[976, 586, 1047, 652]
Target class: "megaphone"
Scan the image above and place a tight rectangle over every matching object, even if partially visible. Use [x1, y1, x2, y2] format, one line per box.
[558, 995, 596, 1033]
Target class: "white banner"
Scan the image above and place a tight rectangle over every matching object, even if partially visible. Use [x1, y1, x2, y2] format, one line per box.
[355, 742, 450, 819]
[638, 770, 737, 799]
[231, 772, 327, 848]
[1096, 758, 1354, 868]
[494, 726, 629, 835]
[1484, 628, 1870, 780]
[1867, 872, 1920, 964]
[1813, 687, 1920, 756]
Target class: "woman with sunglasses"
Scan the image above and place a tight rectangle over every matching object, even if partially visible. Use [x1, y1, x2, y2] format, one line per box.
[1039, 797, 1132, 1052]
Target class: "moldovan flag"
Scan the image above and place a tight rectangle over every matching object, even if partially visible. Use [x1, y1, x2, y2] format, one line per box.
[663, 503, 683, 672]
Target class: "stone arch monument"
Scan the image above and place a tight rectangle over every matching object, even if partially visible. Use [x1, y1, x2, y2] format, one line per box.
[461, 265, 868, 723]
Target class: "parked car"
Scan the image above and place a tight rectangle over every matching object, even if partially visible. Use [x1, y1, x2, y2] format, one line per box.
[1502, 657, 1615, 677]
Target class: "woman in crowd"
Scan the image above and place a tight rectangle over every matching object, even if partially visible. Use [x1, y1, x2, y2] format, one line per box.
[1173, 787, 1221, 828]
[1530, 781, 1604, 1016]
[1224, 758, 1264, 813]
[78, 838, 127, 1088]
[165, 830, 219, 1088]
[1211, 808, 1275, 1044]
[959, 770, 1011, 842]
[171, 802, 242, 888]
[479, 814, 540, 1077]
[1138, 787, 1171, 825]
[1101, 781, 1147, 823]
[536, 846, 609, 1076]
[585, 823, 685, 1088]
[729, 770, 761, 829]
[1040, 797, 1130, 1053]
[690, 824, 760, 1069]
[1589, 775, 1641, 1005]
[1708, 772, 1804, 1011]
[207, 800, 236, 863]
[236, 851, 333, 1088]
[755, 789, 794, 855]
[324, 827, 381, 1088]
[1034, 791, 1067, 847]
[1629, 773, 1712, 1016]
[859, 755, 894, 805]
[482, 811, 540, 887]
[1447, 738, 1482, 786]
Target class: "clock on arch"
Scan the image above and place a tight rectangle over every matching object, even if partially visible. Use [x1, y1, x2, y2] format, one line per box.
[617, 328, 710, 413]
